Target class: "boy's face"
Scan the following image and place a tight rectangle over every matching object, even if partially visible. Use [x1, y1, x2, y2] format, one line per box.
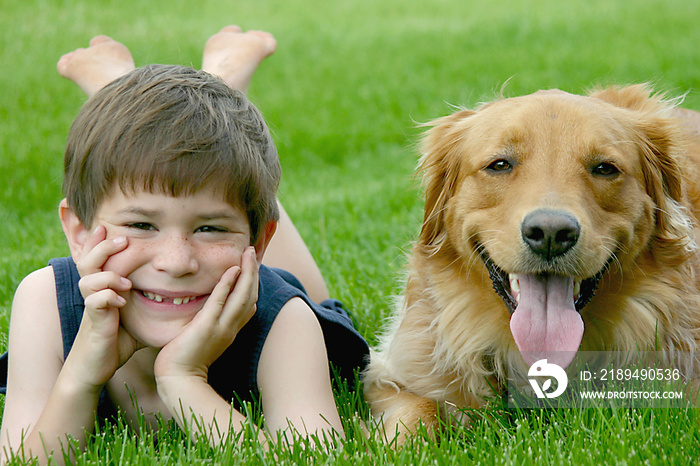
[84, 188, 259, 348]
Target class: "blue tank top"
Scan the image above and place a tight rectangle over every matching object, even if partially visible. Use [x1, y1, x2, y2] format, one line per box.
[0, 257, 369, 416]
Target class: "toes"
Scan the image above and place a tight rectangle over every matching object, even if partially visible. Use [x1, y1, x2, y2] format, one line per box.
[56, 50, 77, 75]
[89, 35, 115, 47]
[220, 25, 243, 34]
[246, 31, 277, 54]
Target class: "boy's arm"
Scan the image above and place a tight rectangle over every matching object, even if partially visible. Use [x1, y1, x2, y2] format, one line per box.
[1, 233, 138, 464]
[155, 299, 342, 444]
[256, 297, 343, 438]
[0, 267, 100, 463]
[154, 374, 259, 444]
[154, 247, 263, 443]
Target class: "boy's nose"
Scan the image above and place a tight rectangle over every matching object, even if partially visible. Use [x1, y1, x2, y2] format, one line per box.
[152, 234, 199, 276]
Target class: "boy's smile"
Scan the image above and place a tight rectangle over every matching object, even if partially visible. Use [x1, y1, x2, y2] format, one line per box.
[91, 188, 254, 347]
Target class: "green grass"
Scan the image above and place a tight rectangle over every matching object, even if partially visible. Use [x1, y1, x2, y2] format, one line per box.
[2, 0, 700, 463]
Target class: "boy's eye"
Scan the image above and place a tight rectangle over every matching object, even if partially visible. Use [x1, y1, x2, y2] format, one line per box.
[127, 222, 156, 231]
[196, 225, 228, 233]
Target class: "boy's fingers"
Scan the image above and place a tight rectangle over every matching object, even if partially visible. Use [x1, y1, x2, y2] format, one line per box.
[77, 235, 128, 276]
[193, 248, 257, 331]
[84, 289, 127, 314]
[79, 271, 132, 298]
[82, 225, 106, 253]
[204, 266, 241, 319]
[220, 248, 259, 328]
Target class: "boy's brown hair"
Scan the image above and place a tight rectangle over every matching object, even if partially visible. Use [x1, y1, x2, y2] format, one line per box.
[63, 64, 280, 242]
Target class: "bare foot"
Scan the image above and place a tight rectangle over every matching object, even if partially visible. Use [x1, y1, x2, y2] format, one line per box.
[201, 25, 277, 94]
[57, 35, 136, 98]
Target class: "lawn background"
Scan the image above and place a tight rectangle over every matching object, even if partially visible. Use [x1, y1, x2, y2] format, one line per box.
[1, 0, 700, 464]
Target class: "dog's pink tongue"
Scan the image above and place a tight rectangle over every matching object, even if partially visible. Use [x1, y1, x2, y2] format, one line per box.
[509, 274, 583, 369]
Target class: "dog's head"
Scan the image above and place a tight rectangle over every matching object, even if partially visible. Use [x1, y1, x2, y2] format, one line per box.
[419, 84, 694, 368]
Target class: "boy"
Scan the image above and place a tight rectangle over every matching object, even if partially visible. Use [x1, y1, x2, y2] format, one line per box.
[0, 27, 369, 463]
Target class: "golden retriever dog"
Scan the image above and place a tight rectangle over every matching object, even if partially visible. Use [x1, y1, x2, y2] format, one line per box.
[363, 84, 700, 439]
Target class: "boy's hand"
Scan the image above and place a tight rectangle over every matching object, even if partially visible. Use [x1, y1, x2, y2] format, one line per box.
[154, 246, 259, 383]
[64, 226, 143, 391]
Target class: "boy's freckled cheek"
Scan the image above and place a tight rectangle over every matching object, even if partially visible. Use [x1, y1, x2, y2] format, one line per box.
[202, 244, 246, 267]
[101, 239, 151, 276]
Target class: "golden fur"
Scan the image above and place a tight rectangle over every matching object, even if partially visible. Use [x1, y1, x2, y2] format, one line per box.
[363, 84, 700, 438]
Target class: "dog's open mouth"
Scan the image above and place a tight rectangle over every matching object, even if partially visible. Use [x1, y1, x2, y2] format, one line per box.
[479, 246, 608, 368]
[480, 249, 605, 315]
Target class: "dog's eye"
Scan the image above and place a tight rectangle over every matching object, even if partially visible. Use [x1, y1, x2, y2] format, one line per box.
[485, 159, 514, 173]
[591, 162, 620, 177]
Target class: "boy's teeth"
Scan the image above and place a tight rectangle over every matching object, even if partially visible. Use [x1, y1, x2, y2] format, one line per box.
[144, 291, 162, 302]
[142, 292, 194, 305]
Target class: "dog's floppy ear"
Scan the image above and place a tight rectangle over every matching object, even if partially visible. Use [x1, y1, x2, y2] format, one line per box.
[594, 85, 695, 264]
[636, 114, 695, 265]
[418, 109, 475, 247]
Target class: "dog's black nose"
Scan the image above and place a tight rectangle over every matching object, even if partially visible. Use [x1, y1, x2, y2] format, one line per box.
[521, 210, 580, 260]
